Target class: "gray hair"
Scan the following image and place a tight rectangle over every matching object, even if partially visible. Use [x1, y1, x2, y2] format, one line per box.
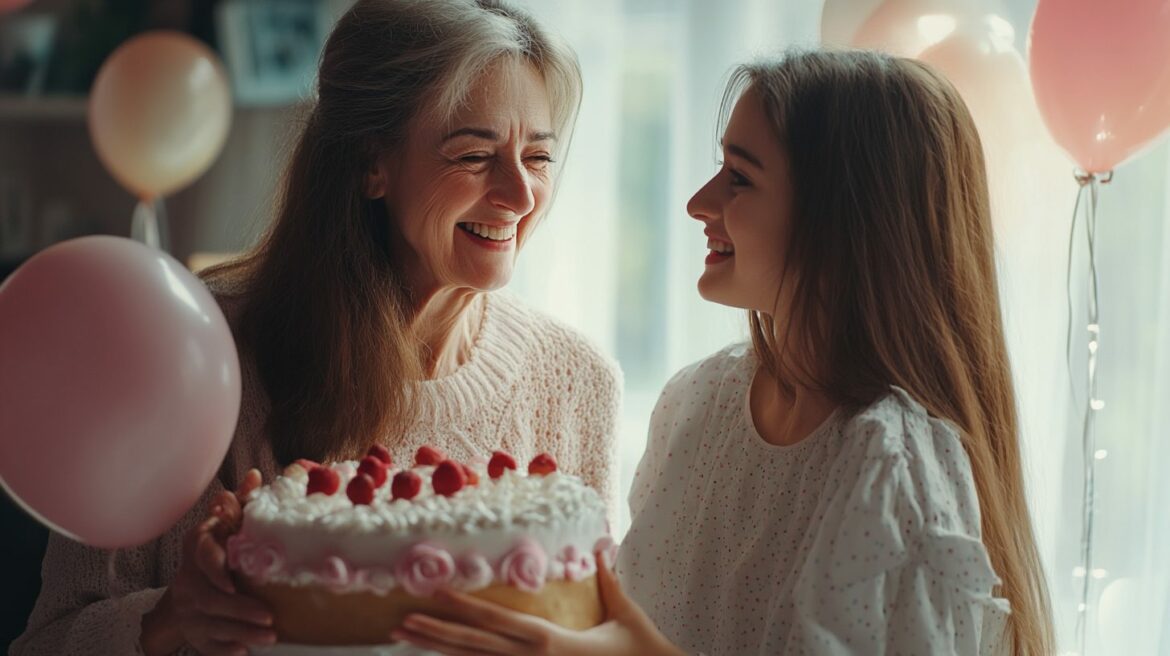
[317, 0, 583, 159]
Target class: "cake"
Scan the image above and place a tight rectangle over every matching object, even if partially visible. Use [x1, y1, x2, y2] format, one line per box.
[226, 445, 615, 646]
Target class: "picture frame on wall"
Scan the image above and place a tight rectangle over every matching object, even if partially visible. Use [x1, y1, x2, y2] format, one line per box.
[0, 13, 58, 96]
[215, 0, 352, 106]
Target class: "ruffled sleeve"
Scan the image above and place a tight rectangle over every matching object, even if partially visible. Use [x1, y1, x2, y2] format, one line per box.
[789, 390, 1011, 654]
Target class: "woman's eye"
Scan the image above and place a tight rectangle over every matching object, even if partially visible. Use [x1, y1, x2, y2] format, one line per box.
[460, 154, 490, 164]
[525, 154, 555, 166]
[715, 160, 749, 188]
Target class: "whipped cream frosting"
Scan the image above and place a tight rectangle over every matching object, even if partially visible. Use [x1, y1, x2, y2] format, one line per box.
[228, 461, 612, 596]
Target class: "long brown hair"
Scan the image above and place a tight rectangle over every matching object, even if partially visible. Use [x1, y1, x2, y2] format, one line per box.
[726, 50, 1053, 654]
[203, 0, 581, 465]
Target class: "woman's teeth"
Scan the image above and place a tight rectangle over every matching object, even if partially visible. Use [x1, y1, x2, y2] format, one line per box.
[707, 238, 735, 255]
[459, 222, 517, 241]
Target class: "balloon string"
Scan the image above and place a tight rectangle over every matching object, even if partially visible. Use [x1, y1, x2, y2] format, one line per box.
[131, 200, 160, 250]
[154, 197, 170, 251]
[1071, 169, 1109, 654]
[1065, 177, 1083, 387]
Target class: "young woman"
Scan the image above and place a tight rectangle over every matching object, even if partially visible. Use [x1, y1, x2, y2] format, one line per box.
[12, 2, 621, 655]
[394, 49, 1054, 655]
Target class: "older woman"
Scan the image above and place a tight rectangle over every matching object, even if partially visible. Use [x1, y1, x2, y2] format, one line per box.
[11, 1, 619, 654]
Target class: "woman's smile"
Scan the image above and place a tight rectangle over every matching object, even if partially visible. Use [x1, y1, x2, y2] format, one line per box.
[705, 237, 735, 265]
[456, 221, 518, 252]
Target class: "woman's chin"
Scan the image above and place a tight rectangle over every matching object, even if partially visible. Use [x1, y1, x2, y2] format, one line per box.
[458, 268, 514, 293]
[696, 276, 730, 305]
[696, 277, 753, 311]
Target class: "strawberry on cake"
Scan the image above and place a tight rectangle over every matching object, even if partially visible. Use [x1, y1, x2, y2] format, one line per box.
[226, 446, 615, 646]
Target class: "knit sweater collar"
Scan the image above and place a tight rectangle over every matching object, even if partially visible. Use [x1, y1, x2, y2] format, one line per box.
[411, 292, 529, 427]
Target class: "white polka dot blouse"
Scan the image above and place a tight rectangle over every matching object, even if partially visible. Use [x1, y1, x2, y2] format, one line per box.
[617, 343, 1010, 656]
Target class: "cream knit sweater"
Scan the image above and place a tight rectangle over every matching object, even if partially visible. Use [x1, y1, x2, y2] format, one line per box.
[11, 290, 622, 655]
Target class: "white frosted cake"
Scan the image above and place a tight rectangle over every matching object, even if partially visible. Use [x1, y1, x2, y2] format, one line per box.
[227, 445, 614, 646]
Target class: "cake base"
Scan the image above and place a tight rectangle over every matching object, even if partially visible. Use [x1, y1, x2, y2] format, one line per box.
[251, 644, 431, 655]
[238, 576, 605, 646]
[251, 644, 424, 656]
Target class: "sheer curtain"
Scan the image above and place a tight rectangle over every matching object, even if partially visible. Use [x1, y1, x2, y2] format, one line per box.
[511, 1, 1170, 653]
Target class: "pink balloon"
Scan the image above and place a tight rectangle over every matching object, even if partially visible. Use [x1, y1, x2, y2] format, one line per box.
[1028, 0, 1170, 173]
[0, 236, 240, 548]
[919, 15, 1036, 146]
[821, 0, 886, 47]
[851, 0, 968, 57]
[0, 0, 33, 14]
[918, 17, 1073, 242]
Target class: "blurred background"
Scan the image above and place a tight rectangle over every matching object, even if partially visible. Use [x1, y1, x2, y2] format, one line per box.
[1, 0, 1167, 653]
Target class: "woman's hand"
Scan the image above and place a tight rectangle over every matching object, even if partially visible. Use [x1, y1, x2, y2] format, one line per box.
[392, 550, 685, 656]
[141, 469, 276, 656]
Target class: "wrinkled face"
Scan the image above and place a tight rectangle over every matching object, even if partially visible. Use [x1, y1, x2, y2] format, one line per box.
[687, 86, 793, 315]
[368, 59, 556, 298]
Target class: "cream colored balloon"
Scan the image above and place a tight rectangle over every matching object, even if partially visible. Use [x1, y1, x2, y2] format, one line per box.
[917, 15, 1072, 244]
[820, 0, 885, 47]
[89, 31, 232, 201]
[850, 0, 965, 57]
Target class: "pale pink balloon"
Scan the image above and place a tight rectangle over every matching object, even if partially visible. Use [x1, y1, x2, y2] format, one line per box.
[820, 0, 886, 47]
[0, 236, 241, 548]
[89, 31, 232, 201]
[0, 0, 32, 14]
[918, 16, 1072, 242]
[1028, 0, 1170, 173]
[851, 0, 968, 57]
[919, 15, 1031, 136]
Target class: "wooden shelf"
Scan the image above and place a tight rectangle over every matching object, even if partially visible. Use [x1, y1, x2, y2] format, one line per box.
[0, 95, 88, 122]
[0, 95, 307, 123]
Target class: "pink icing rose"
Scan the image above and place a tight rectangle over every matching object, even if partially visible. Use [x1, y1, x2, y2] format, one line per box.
[498, 538, 548, 593]
[556, 545, 594, 582]
[594, 535, 618, 569]
[395, 542, 456, 597]
[452, 552, 494, 591]
[226, 536, 285, 583]
[318, 555, 350, 592]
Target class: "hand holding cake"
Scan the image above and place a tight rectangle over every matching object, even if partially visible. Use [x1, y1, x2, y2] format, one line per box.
[392, 550, 684, 656]
[140, 470, 274, 655]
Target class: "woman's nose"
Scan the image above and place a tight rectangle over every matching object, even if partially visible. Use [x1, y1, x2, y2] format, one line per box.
[687, 174, 720, 222]
[488, 161, 536, 216]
